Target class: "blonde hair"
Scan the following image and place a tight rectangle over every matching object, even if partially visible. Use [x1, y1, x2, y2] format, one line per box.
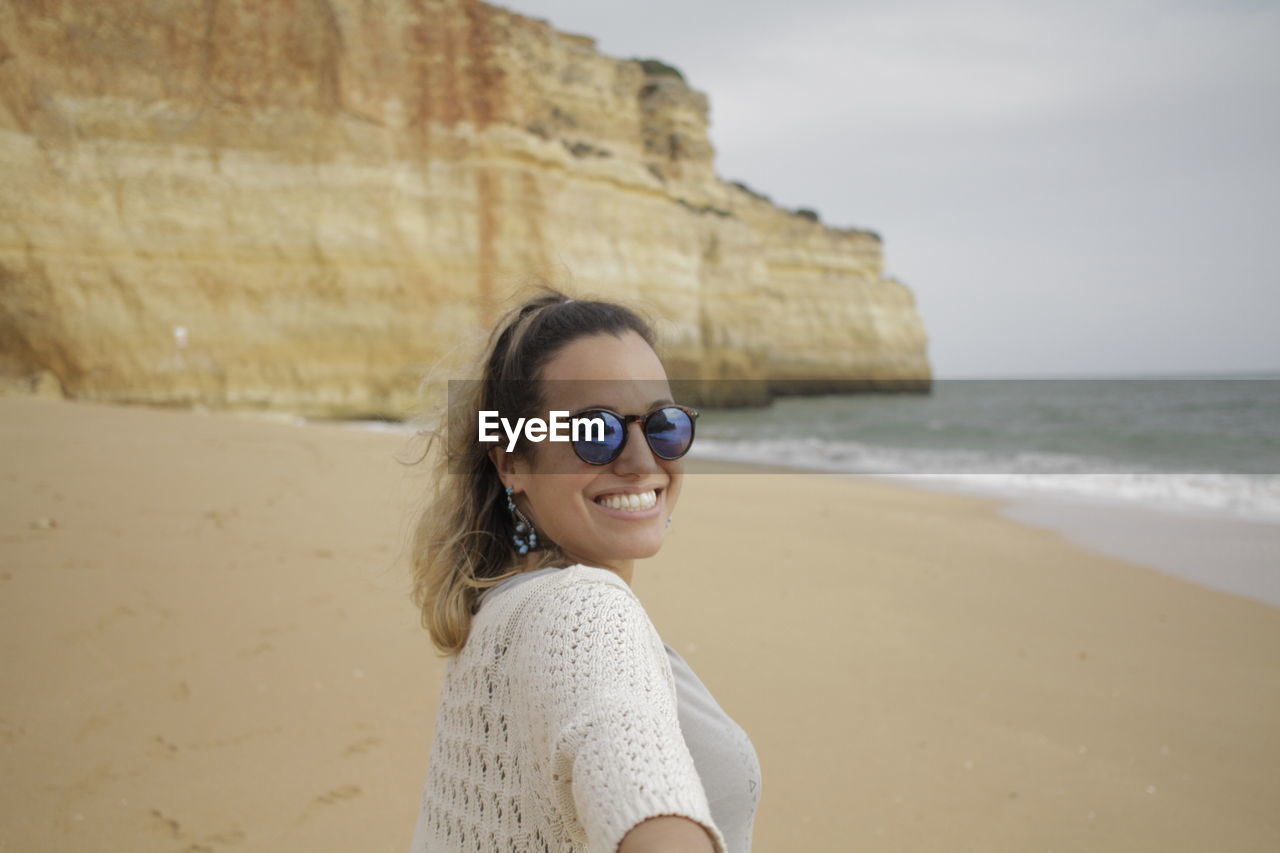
[408, 286, 659, 656]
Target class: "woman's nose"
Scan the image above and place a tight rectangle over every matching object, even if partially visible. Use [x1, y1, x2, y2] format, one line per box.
[613, 421, 659, 472]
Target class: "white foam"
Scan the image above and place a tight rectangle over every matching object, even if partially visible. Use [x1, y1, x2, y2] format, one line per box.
[688, 439, 1280, 523]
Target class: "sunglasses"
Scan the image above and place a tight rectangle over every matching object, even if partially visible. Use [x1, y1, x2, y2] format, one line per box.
[569, 405, 700, 465]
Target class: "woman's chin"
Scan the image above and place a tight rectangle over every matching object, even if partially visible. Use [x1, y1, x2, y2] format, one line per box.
[576, 532, 665, 563]
[622, 530, 667, 559]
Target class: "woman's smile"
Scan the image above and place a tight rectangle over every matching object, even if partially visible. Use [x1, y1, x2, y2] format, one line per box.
[591, 486, 664, 516]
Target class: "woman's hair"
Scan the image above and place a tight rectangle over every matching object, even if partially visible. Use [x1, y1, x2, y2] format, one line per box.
[409, 286, 659, 656]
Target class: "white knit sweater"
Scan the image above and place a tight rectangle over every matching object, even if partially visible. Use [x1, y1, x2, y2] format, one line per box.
[409, 564, 729, 853]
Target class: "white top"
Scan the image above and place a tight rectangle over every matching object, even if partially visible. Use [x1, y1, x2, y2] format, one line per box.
[662, 642, 761, 853]
[409, 564, 761, 852]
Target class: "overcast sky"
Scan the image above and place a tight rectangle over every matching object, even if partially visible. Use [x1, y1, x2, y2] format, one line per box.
[497, 0, 1279, 378]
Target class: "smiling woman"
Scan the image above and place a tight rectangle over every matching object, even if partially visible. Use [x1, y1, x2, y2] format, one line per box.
[406, 288, 761, 852]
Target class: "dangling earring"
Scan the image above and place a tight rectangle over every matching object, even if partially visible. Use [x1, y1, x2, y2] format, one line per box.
[505, 486, 539, 554]
[666, 515, 673, 529]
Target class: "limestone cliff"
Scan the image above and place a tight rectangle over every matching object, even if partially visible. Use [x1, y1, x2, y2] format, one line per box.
[0, 0, 931, 417]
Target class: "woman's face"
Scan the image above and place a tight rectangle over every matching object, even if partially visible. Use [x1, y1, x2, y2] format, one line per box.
[491, 330, 684, 575]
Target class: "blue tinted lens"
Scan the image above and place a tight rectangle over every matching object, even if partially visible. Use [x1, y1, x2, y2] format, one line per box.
[573, 411, 625, 464]
[645, 407, 694, 459]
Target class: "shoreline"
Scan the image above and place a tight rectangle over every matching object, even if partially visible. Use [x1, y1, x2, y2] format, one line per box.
[994, 491, 1280, 609]
[682, 456, 1280, 610]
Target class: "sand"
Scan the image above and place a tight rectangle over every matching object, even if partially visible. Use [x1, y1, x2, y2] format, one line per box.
[2, 395, 1278, 852]
[996, 494, 1280, 608]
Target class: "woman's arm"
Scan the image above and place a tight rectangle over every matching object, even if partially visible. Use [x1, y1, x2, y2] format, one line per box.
[618, 816, 719, 853]
[511, 576, 727, 853]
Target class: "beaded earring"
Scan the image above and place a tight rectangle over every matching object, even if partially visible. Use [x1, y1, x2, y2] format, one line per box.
[505, 485, 539, 554]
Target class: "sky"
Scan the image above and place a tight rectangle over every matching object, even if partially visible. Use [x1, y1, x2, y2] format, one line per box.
[495, 0, 1280, 378]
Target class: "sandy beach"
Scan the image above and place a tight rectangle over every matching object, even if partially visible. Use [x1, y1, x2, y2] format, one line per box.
[2, 395, 1278, 852]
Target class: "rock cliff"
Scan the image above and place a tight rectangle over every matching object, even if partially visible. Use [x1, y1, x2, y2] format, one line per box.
[0, 0, 930, 417]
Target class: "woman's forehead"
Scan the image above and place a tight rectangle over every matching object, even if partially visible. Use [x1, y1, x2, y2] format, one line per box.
[539, 331, 664, 379]
[536, 332, 670, 407]
[539, 378, 673, 412]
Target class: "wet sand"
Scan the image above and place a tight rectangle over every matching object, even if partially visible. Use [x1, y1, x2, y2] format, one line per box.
[2, 395, 1278, 852]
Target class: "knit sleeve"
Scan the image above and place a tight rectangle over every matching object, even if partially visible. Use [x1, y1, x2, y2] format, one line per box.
[511, 577, 727, 853]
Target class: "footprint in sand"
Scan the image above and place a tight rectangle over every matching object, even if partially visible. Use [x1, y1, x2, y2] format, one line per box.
[151, 735, 180, 757]
[342, 736, 382, 756]
[315, 785, 362, 805]
[290, 784, 362, 827]
[146, 809, 245, 849]
[202, 508, 238, 528]
[205, 828, 247, 845]
[146, 807, 182, 838]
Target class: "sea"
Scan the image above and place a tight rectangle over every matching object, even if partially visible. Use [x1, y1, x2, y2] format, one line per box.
[684, 377, 1280, 524]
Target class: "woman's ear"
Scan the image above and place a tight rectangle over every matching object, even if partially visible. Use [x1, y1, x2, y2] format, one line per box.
[489, 446, 526, 492]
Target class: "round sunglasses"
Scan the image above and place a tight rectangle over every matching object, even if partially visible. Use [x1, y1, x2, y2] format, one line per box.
[569, 405, 700, 465]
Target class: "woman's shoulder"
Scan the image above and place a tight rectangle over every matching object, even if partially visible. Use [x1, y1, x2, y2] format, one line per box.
[488, 563, 628, 602]
[495, 564, 652, 642]
[464, 565, 643, 665]
[514, 564, 638, 617]
[507, 566, 673, 695]
[555, 563, 633, 595]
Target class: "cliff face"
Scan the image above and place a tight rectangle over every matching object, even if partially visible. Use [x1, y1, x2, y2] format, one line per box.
[0, 0, 930, 417]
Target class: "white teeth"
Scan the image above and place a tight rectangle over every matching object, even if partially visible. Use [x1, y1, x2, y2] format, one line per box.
[595, 489, 658, 512]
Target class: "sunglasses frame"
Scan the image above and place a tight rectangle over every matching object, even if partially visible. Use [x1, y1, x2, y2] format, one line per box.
[568, 404, 701, 465]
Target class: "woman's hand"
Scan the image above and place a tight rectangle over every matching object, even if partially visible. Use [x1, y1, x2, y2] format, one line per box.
[617, 815, 719, 853]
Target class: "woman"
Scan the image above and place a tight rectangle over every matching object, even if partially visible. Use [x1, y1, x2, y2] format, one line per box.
[407, 290, 762, 852]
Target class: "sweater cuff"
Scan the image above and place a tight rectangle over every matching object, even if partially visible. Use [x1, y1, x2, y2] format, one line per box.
[597, 797, 728, 853]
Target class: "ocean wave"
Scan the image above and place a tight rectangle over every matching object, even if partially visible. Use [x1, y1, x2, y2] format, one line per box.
[688, 438, 1280, 522]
